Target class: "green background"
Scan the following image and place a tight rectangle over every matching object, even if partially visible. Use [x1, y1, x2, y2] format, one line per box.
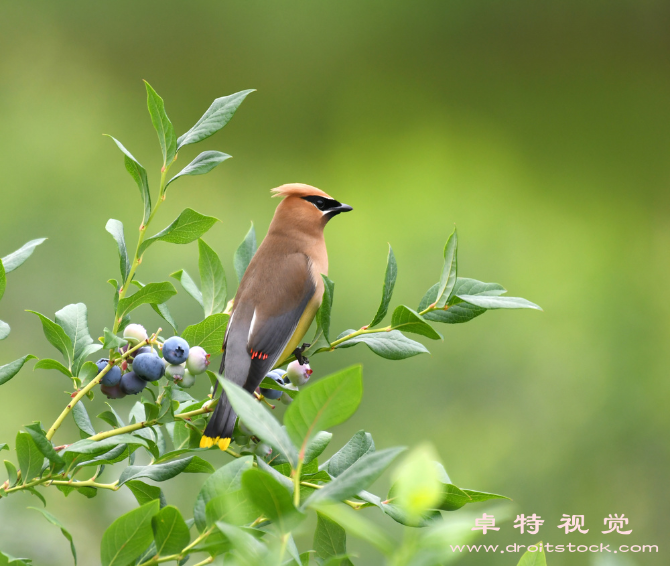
[0, 1, 667, 564]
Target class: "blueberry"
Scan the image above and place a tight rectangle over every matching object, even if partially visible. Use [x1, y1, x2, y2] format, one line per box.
[186, 346, 210, 375]
[165, 363, 185, 382]
[260, 371, 284, 400]
[100, 383, 126, 399]
[163, 336, 190, 365]
[133, 352, 166, 382]
[286, 360, 312, 386]
[123, 323, 148, 344]
[119, 344, 152, 360]
[119, 371, 147, 395]
[178, 370, 196, 389]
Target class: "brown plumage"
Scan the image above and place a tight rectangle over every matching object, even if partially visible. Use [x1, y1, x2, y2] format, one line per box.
[201, 183, 352, 450]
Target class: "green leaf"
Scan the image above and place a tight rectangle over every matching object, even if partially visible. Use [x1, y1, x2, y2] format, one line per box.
[205, 489, 259, 527]
[193, 456, 254, 532]
[25, 423, 63, 464]
[117, 282, 177, 318]
[4, 460, 18, 486]
[0, 355, 37, 386]
[214, 522, 266, 563]
[27, 311, 74, 368]
[242, 468, 304, 532]
[306, 447, 404, 506]
[177, 89, 254, 149]
[0, 320, 9, 341]
[304, 431, 332, 465]
[126, 480, 166, 508]
[517, 543, 547, 566]
[435, 228, 458, 308]
[152, 505, 190, 557]
[316, 275, 335, 344]
[181, 314, 229, 356]
[457, 295, 542, 310]
[439, 485, 510, 511]
[29, 507, 77, 565]
[334, 329, 428, 360]
[419, 278, 504, 324]
[198, 239, 227, 317]
[55, 303, 96, 364]
[170, 269, 203, 308]
[284, 365, 363, 450]
[102, 328, 127, 350]
[0, 552, 32, 566]
[183, 456, 215, 474]
[217, 376, 298, 466]
[314, 512, 352, 566]
[144, 81, 176, 166]
[105, 220, 130, 282]
[71, 403, 95, 437]
[106, 135, 151, 225]
[391, 305, 442, 340]
[166, 151, 231, 189]
[233, 222, 256, 283]
[313, 503, 394, 556]
[15, 431, 44, 483]
[369, 244, 397, 328]
[139, 208, 219, 256]
[100, 500, 160, 566]
[0, 444, 6, 452]
[62, 434, 149, 456]
[391, 444, 442, 522]
[325, 430, 375, 477]
[1, 238, 46, 273]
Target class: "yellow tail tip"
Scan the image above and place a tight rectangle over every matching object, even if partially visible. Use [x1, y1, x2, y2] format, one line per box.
[217, 438, 231, 451]
[200, 435, 217, 449]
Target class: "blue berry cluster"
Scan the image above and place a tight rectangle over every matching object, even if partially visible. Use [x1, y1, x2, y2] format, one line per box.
[98, 325, 211, 399]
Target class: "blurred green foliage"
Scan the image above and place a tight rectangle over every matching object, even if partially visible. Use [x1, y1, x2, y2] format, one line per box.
[0, 1, 668, 564]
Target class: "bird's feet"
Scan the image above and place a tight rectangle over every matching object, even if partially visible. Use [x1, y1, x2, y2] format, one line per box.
[293, 343, 311, 365]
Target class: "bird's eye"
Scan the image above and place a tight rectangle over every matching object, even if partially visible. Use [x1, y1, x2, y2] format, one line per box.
[315, 199, 325, 209]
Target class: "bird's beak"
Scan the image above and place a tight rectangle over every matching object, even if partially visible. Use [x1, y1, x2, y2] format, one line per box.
[330, 203, 353, 214]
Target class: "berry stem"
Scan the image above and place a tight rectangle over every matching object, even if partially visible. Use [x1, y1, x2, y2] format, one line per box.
[45, 338, 154, 441]
[112, 162, 172, 336]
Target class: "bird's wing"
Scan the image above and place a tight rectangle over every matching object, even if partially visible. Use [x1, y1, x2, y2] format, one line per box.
[222, 252, 317, 392]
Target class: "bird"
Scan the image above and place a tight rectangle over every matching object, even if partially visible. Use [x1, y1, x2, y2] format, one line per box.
[201, 183, 353, 450]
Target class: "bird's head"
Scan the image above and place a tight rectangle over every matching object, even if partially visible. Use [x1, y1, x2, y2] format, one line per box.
[271, 183, 353, 230]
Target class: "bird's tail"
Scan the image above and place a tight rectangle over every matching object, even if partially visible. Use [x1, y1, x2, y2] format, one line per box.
[200, 392, 236, 451]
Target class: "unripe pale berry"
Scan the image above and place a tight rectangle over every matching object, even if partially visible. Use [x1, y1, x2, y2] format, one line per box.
[133, 352, 166, 382]
[165, 363, 186, 382]
[179, 369, 196, 389]
[101, 383, 126, 399]
[163, 336, 190, 365]
[119, 371, 147, 395]
[123, 324, 148, 344]
[186, 346, 210, 375]
[254, 442, 272, 460]
[286, 360, 313, 386]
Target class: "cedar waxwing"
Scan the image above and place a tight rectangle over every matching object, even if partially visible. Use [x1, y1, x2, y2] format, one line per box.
[201, 183, 353, 450]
